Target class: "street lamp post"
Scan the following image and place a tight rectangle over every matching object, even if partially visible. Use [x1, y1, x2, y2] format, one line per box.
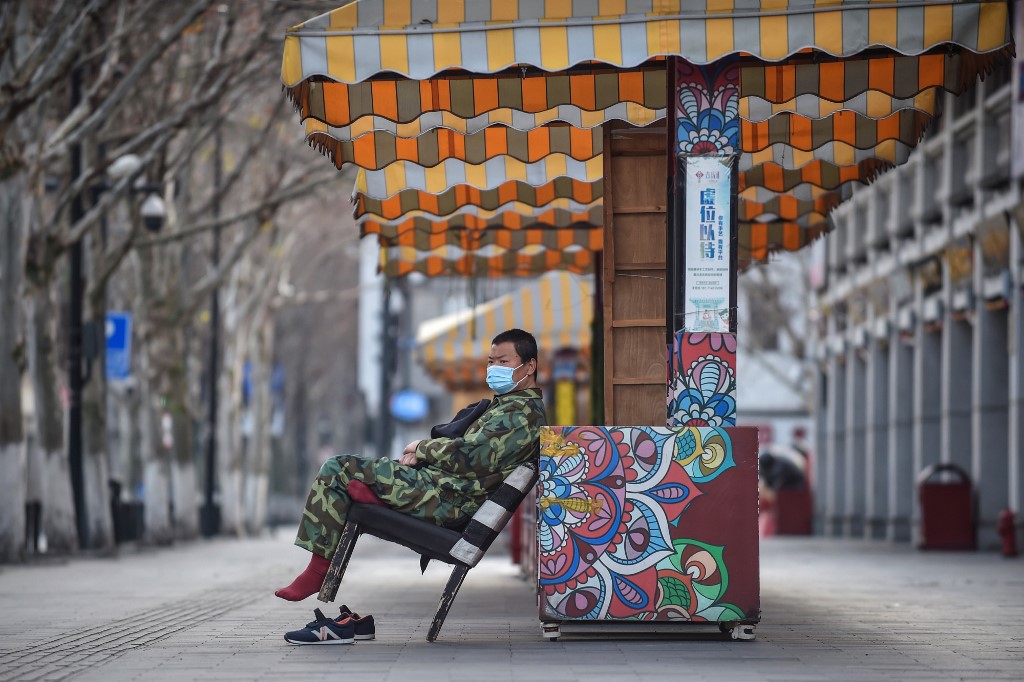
[377, 278, 400, 459]
[200, 125, 222, 537]
[67, 66, 89, 550]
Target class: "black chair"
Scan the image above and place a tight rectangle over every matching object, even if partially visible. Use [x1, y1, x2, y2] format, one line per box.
[317, 460, 538, 642]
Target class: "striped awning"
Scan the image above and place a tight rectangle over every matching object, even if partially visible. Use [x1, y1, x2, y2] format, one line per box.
[307, 121, 605, 170]
[282, 2, 1009, 83]
[381, 244, 595, 278]
[353, 176, 603, 220]
[417, 270, 593, 388]
[361, 204, 604, 237]
[353, 155, 604, 198]
[377, 226, 603, 251]
[283, 1, 1012, 274]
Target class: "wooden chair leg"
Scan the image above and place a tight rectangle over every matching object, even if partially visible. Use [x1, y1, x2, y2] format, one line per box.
[426, 565, 469, 642]
[318, 521, 360, 603]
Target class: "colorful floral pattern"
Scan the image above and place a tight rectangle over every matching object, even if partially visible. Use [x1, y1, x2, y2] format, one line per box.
[668, 331, 738, 427]
[538, 426, 746, 622]
[676, 60, 740, 157]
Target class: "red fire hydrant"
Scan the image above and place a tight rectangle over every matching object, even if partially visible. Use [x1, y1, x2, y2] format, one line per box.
[997, 508, 1018, 558]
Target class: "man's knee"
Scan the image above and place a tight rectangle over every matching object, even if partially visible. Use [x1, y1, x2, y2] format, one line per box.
[316, 453, 363, 478]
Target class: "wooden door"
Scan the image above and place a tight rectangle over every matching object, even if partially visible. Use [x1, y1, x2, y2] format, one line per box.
[602, 122, 668, 426]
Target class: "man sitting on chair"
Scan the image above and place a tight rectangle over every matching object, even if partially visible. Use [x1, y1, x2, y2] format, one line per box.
[276, 328, 547, 601]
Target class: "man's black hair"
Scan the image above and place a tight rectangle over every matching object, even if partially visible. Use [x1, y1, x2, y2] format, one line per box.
[491, 328, 538, 373]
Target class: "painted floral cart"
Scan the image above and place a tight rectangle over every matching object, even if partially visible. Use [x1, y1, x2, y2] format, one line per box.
[536, 425, 758, 640]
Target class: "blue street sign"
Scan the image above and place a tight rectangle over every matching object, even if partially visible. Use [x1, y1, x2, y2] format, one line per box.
[390, 389, 429, 423]
[106, 312, 132, 381]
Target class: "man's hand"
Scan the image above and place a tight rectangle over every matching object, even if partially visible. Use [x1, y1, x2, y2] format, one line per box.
[399, 440, 422, 466]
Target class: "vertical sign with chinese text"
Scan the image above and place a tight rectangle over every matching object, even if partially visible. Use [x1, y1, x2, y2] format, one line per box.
[684, 155, 732, 332]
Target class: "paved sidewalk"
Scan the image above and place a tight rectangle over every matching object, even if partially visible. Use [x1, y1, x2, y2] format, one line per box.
[0, 530, 1022, 681]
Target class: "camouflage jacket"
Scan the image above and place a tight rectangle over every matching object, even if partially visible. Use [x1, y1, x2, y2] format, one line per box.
[415, 387, 546, 510]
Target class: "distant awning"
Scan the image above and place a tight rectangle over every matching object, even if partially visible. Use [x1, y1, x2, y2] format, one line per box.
[282, 1, 1012, 274]
[417, 270, 593, 387]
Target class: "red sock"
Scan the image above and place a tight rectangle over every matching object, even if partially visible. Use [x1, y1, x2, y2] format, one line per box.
[275, 553, 330, 601]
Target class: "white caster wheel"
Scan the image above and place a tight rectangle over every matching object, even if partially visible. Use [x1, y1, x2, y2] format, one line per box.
[541, 622, 561, 641]
[730, 624, 755, 641]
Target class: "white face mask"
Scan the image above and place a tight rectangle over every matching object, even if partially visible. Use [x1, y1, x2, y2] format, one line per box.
[486, 363, 524, 394]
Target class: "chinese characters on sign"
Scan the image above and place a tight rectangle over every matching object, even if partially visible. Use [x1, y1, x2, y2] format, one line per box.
[684, 156, 732, 332]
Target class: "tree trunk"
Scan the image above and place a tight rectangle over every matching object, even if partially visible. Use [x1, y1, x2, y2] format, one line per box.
[25, 284, 77, 553]
[215, 349, 244, 535]
[138, 353, 172, 545]
[69, 214, 118, 551]
[171, 459, 199, 540]
[81, 267, 113, 550]
[0, 3, 36, 563]
[244, 312, 273, 535]
[217, 271, 245, 535]
[0, 173, 28, 562]
[167, 326, 198, 540]
[81, 359, 113, 550]
[120, 387, 142, 499]
[132, 250, 173, 544]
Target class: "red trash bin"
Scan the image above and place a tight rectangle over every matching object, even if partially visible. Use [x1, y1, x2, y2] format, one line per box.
[917, 463, 975, 550]
[775, 487, 813, 535]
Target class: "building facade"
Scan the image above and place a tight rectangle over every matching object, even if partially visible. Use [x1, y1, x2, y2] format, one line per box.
[812, 59, 1022, 550]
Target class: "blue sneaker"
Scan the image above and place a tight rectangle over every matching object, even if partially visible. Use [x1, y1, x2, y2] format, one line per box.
[337, 604, 376, 641]
[284, 608, 355, 645]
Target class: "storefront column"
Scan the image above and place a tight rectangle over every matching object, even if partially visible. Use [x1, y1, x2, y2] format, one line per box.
[913, 315, 942, 545]
[814, 361, 829, 535]
[845, 340, 867, 537]
[827, 337, 847, 537]
[1011, 215, 1024, 549]
[888, 329, 915, 542]
[865, 333, 890, 539]
[941, 314, 973, 472]
[973, 227, 1011, 549]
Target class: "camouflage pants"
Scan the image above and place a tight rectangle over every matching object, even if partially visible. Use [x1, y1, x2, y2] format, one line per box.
[295, 455, 467, 558]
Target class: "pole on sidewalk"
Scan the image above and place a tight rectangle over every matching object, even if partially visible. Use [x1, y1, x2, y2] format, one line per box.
[201, 124, 222, 537]
[377, 277, 393, 458]
[68, 65, 89, 550]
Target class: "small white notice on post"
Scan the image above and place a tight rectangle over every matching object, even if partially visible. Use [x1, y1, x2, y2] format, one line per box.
[684, 156, 732, 332]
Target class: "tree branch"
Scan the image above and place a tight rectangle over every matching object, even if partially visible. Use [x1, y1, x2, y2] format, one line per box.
[180, 219, 263, 315]
[184, 98, 291, 221]
[54, 0, 215, 153]
[86, 219, 140, 303]
[271, 286, 361, 309]
[133, 169, 339, 248]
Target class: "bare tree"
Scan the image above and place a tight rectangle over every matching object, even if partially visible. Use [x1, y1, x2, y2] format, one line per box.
[1, 0, 349, 557]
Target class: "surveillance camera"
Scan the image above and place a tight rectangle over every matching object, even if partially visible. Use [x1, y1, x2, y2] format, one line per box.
[140, 193, 166, 232]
